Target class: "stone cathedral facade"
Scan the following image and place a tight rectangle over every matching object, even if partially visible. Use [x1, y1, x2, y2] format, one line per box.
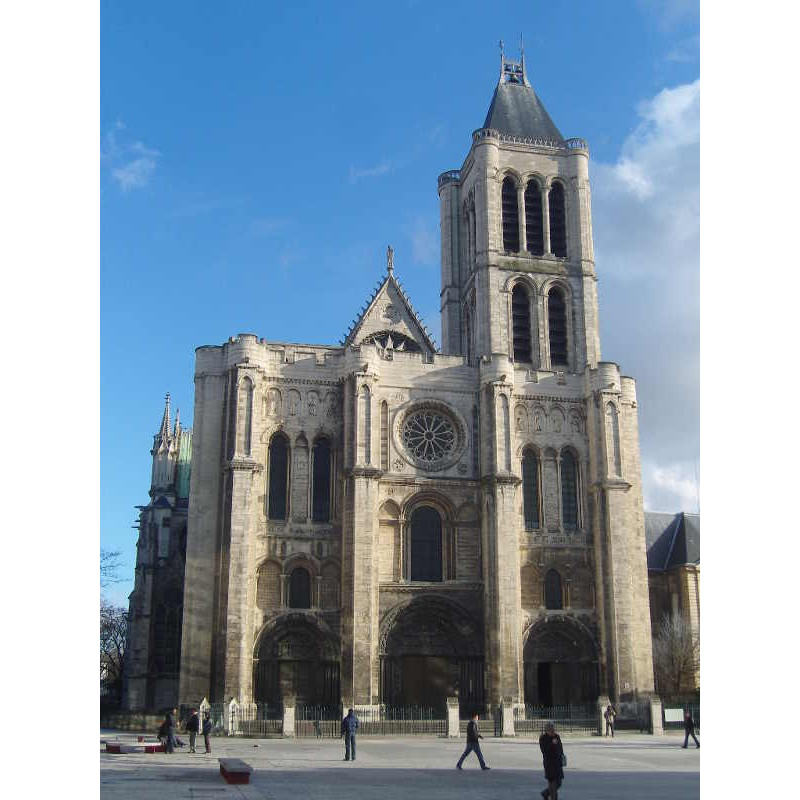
[123, 54, 655, 714]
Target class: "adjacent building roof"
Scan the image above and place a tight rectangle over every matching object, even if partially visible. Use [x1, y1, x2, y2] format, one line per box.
[645, 511, 701, 572]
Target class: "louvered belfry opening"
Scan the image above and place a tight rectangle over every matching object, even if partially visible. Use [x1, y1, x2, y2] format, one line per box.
[549, 182, 567, 257]
[548, 288, 568, 366]
[311, 438, 331, 522]
[512, 283, 532, 363]
[268, 433, 289, 520]
[502, 177, 520, 252]
[525, 180, 544, 255]
[522, 450, 540, 530]
[561, 450, 579, 530]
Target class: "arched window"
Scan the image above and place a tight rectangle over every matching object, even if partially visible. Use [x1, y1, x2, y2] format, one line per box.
[311, 438, 332, 522]
[561, 450, 579, 530]
[502, 177, 519, 252]
[239, 377, 254, 456]
[288, 567, 311, 609]
[545, 569, 563, 609]
[522, 450, 540, 530]
[549, 182, 567, 257]
[605, 402, 621, 476]
[268, 433, 289, 520]
[511, 283, 532, 363]
[548, 288, 568, 367]
[525, 180, 544, 255]
[410, 506, 442, 582]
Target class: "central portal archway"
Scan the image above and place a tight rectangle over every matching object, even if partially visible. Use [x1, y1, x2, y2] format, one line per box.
[380, 597, 484, 715]
[523, 616, 598, 705]
[253, 615, 340, 709]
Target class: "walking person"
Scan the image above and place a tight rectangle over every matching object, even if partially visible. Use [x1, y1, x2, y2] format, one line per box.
[340, 708, 359, 762]
[539, 721, 565, 799]
[202, 711, 212, 754]
[604, 704, 616, 737]
[185, 708, 199, 753]
[456, 712, 490, 770]
[682, 709, 699, 749]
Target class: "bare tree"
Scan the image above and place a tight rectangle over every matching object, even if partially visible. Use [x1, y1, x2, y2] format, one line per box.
[100, 548, 123, 589]
[652, 612, 699, 697]
[101, 598, 128, 704]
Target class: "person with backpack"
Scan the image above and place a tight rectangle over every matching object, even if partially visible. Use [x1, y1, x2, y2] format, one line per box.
[456, 712, 490, 770]
[340, 708, 359, 762]
[604, 704, 616, 737]
[539, 721, 565, 799]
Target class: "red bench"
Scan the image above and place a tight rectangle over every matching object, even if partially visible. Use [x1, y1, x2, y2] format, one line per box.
[219, 758, 253, 785]
[105, 741, 165, 754]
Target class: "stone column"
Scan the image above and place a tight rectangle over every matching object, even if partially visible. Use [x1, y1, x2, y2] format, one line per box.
[597, 695, 610, 736]
[542, 186, 552, 255]
[501, 697, 516, 737]
[282, 703, 296, 738]
[447, 696, 461, 738]
[650, 695, 664, 735]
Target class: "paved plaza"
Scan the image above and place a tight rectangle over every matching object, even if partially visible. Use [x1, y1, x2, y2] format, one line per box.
[100, 730, 699, 799]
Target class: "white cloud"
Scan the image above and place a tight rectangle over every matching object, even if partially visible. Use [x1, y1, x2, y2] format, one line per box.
[643, 459, 700, 512]
[637, 0, 699, 30]
[591, 80, 700, 512]
[102, 122, 160, 192]
[349, 160, 392, 183]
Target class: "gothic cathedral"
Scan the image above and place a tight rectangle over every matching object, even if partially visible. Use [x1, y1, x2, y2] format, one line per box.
[123, 54, 655, 714]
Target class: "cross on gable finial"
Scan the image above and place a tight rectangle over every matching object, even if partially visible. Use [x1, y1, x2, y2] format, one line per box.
[387, 245, 394, 275]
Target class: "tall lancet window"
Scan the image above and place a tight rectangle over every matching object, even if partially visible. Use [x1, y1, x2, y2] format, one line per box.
[522, 449, 540, 530]
[549, 182, 567, 257]
[380, 401, 389, 471]
[560, 450, 579, 530]
[511, 283, 532, 363]
[525, 180, 544, 255]
[312, 438, 332, 522]
[545, 569, 563, 609]
[241, 377, 254, 456]
[268, 433, 290, 520]
[548, 288, 568, 367]
[605, 403, 622, 476]
[502, 177, 520, 252]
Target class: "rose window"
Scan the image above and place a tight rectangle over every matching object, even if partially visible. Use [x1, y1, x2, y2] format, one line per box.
[401, 410, 457, 466]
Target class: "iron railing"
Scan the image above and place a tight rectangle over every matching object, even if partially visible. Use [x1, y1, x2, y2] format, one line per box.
[513, 704, 597, 736]
[662, 702, 700, 732]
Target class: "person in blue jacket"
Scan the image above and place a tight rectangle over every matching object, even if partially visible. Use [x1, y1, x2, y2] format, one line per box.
[341, 708, 359, 761]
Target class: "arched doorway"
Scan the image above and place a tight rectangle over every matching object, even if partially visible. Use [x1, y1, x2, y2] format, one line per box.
[380, 597, 484, 715]
[523, 617, 598, 705]
[253, 615, 339, 709]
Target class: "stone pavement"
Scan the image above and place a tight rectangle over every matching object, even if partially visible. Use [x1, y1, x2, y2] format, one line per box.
[100, 730, 699, 799]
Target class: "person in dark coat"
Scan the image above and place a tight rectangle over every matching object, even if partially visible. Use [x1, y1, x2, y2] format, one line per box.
[539, 721, 565, 799]
[341, 709, 359, 761]
[202, 712, 212, 754]
[185, 708, 200, 753]
[456, 713, 490, 770]
[682, 710, 699, 748]
[161, 711, 175, 754]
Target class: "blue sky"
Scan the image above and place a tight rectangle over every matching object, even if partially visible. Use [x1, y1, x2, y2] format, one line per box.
[100, 0, 700, 607]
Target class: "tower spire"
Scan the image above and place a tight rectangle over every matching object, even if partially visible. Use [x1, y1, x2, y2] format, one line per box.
[159, 392, 171, 441]
[387, 245, 394, 276]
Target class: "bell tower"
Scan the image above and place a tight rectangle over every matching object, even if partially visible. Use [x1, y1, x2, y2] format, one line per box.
[438, 47, 600, 374]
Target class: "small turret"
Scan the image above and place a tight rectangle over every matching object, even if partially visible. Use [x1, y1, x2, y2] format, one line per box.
[151, 392, 178, 493]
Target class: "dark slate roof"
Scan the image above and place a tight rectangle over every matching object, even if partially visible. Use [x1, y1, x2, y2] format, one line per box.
[644, 512, 701, 571]
[483, 81, 564, 143]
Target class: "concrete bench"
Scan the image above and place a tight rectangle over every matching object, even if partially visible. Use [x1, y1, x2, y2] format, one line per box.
[106, 740, 164, 754]
[219, 758, 253, 785]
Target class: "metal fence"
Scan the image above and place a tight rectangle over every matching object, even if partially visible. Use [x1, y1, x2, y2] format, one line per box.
[513, 704, 597, 736]
[295, 705, 446, 737]
[662, 702, 700, 732]
[459, 709, 500, 738]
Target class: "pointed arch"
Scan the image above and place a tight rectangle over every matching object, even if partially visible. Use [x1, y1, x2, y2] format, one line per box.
[605, 401, 622, 476]
[311, 436, 332, 522]
[359, 384, 371, 464]
[548, 286, 568, 367]
[544, 569, 563, 609]
[521, 446, 541, 531]
[560, 448, 579, 530]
